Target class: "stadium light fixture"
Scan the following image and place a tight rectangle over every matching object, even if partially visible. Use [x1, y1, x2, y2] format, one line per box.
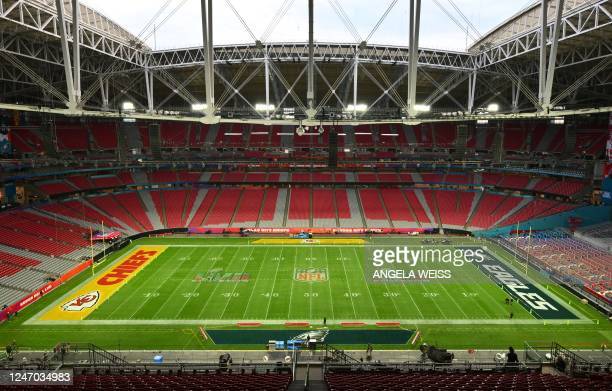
[354, 132, 372, 135]
[551, 117, 564, 125]
[255, 103, 275, 112]
[415, 104, 431, 112]
[191, 103, 208, 112]
[338, 133, 346, 136]
[381, 133, 399, 136]
[487, 103, 499, 112]
[122, 101, 135, 112]
[251, 131, 269, 135]
[343, 148, 351, 153]
[346, 104, 367, 112]
[476, 119, 489, 125]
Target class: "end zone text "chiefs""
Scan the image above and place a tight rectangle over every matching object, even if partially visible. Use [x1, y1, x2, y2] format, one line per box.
[98, 249, 159, 286]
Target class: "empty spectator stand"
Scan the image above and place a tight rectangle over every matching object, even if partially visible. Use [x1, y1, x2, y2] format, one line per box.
[89, 122, 118, 150]
[55, 124, 89, 151]
[12, 372, 294, 391]
[325, 370, 611, 391]
[505, 231, 611, 302]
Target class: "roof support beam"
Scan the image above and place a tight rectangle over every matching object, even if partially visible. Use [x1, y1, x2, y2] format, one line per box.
[55, 0, 77, 111]
[145, 69, 154, 113]
[541, 0, 565, 112]
[264, 50, 271, 118]
[200, 0, 217, 122]
[72, 0, 81, 107]
[421, 69, 467, 112]
[538, 0, 548, 106]
[467, 71, 477, 114]
[406, 0, 421, 117]
[512, 78, 522, 112]
[551, 56, 612, 106]
[306, 0, 315, 119]
[353, 56, 359, 117]
[0, 52, 68, 103]
[99, 74, 109, 110]
[314, 63, 348, 110]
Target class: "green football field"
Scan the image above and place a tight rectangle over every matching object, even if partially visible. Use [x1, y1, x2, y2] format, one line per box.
[1, 237, 610, 351]
[78, 242, 530, 322]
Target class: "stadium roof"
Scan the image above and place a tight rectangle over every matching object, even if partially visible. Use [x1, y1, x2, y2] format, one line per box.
[0, 0, 610, 124]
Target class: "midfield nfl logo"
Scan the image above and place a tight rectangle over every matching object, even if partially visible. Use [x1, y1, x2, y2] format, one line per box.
[294, 268, 328, 282]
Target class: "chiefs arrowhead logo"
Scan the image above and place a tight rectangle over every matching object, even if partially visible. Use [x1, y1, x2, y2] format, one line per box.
[61, 291, 100, 312]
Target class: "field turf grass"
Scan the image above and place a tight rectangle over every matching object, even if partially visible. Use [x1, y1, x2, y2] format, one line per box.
[0, 237, 609, 351]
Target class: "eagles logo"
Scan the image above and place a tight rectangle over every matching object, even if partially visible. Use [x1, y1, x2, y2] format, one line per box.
[294, 268, 328, 282]
[61, 291, 100, 312]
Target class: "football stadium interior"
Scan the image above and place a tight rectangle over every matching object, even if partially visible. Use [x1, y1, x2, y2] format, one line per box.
[0, 0, 611, 389]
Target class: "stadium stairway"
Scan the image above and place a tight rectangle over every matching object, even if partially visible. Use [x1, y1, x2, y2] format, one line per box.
[232, 189, 264, 228]
[491, 196, 531, 227]
[380, 188, 415, 228]
[180, 189, 198, 227]
[34, 205, 128, 237]
[26, 209, 117, 251]
[130, 170, 148, 185]
[228, 189, 246, 227]
[358, 189, 392, 228]
[204, 189, 241, 227]
[525, 177, 540, 190]
[259, 188, 285, 228]
[114, 192, 154, 231]
[422, 190, 441, 230]
[150, 190, 168, 227]
[337, 189, 363, 228]
[403, 190, 429, 227]
[464, 191, 483, 229]
[138, 190, 164, 230]
[534, 127, 560, 152]
[185, 189, 209, 227]
[413, 189, 437, 228]
[188, 189, 217, 227]
[82, 196, 136, 234]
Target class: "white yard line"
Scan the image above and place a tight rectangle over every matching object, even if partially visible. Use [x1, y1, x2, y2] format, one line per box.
[350, 247, 382, 319]
[166, 247, 218, 319]
[323, 247, 336, 320]
[240, 246, 272, 319]
[287, 247, 297, 320]
[338, 246, 358, 319]
[263, 246, 283, 320]
[194, 247, 242, 320]
[120, 248, 197, 320]
[102, 247, 184, 319]
[218, 246, 257, 319]
[148, 247, 208, 320]
[459, 263, 506, 319]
